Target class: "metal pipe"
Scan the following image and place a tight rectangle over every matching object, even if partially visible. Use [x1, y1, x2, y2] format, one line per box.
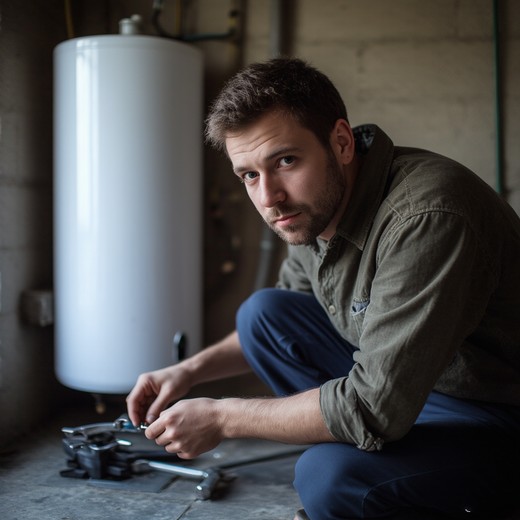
[253, 0, 284, 290]
[493, 0, 504, 195]
[270, 0, 283, 58]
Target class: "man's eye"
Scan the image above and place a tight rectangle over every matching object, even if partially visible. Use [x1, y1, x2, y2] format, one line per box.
[279, 156, 295, 167]
[242, 171, 258, 182]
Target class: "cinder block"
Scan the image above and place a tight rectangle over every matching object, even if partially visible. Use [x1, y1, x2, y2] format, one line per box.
[458, 0, 493, 38]
[0, 184, 52, 249]
[295, 0, 461, 42]
[357, 41, 493, 102]
[0, 249, 52, 315]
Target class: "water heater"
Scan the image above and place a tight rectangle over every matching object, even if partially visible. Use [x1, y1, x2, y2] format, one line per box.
[54, 35, 203, 393]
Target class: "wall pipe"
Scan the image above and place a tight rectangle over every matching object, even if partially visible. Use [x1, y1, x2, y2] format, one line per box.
[151, 0, 237, 42]
[269, 0, 283, 58]
[253, 0, 284, 290]
[493, 0, 504, 195]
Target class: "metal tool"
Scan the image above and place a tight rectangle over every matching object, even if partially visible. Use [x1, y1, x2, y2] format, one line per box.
[60, 414, 224, 497]
[128, 448, 308, 499]
[60, 415, 179, 481]
[131, 459, 222, 500]
[60, 414, 303, 499]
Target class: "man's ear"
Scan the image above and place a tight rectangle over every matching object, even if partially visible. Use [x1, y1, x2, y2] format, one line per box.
[330, 119, 355, 165]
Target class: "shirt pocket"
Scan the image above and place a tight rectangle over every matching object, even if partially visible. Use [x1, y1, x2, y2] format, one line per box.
[350, 299, 370, 338]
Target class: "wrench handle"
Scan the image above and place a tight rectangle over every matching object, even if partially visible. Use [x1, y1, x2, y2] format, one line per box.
[133, 459, 222, 500]
[144, 460, 205, 479]
[196, 469, 222, 500]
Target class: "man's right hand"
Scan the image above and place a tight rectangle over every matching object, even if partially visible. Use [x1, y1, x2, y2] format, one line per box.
[126, 364, 193, 427]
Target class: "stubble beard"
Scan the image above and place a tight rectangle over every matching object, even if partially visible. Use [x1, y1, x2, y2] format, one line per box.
[265, 153, 347, 246]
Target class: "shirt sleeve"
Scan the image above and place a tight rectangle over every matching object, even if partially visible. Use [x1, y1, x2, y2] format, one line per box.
[320, 210, 495, 448]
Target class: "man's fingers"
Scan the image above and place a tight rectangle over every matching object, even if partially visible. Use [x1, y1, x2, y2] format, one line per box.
[145, 412, 158, 425]
[126, 395, 146, 427]
[145, 388, 176, 426]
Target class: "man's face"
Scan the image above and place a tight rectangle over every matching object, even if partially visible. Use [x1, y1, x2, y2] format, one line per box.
[225, 111, 347, 245]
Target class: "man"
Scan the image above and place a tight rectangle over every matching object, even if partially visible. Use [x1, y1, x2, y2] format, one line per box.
[127, 58, 520, 520]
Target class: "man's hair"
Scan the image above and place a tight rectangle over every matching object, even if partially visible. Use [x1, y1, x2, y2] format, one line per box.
[205, 58, 349, 152]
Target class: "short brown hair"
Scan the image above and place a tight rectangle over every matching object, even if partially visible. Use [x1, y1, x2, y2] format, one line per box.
[205, 58, 348, 152]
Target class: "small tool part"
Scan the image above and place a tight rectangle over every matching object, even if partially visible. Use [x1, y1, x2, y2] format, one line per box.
[61, 414, 141, 440]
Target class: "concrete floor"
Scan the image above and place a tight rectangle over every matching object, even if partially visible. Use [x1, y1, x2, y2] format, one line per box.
[2, 402, 520, 520]
[0, 404, 305, 520]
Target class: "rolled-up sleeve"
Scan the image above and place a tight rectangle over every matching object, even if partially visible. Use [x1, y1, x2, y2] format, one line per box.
[320, 378, 384, 451]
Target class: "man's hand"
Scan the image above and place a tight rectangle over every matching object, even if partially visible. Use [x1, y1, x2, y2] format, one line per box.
[126, 331, 252, 428]
[144, 398, 223, 459]
[145, 389, 336, 459]
[126, 364, 193, 427]
[125, 331, 335, 459]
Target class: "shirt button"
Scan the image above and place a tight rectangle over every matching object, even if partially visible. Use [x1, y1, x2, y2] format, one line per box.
[328, 304, 336, 315]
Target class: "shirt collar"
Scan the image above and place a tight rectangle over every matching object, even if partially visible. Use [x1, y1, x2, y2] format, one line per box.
[334, 124, 395, 250]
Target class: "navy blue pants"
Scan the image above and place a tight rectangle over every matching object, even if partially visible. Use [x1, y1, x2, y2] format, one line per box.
[236, 288, 520, 520]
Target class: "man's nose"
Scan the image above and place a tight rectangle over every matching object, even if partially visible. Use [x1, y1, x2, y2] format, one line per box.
[259, 174, 286, 208]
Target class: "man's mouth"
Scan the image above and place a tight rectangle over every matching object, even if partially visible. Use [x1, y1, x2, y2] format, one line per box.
[272, 212, 301, 227]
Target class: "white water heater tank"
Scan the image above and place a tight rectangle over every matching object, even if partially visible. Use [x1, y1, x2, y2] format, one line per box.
[54, 35, 203, 393]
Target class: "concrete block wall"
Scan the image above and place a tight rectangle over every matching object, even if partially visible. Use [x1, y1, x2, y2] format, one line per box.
[243, 0, 519, 210]
[0, 1, 66, 445]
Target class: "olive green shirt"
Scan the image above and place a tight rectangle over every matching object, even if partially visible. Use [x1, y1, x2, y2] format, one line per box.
[277, 125, 520, 451]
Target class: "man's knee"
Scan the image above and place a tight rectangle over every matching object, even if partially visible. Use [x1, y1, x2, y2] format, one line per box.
[237, 288, 282, 328]
[293, 443, 442, 519]
[294, 440, 516, 520]
[236, 288, 281, 352]
[294, 444, 370, 520]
